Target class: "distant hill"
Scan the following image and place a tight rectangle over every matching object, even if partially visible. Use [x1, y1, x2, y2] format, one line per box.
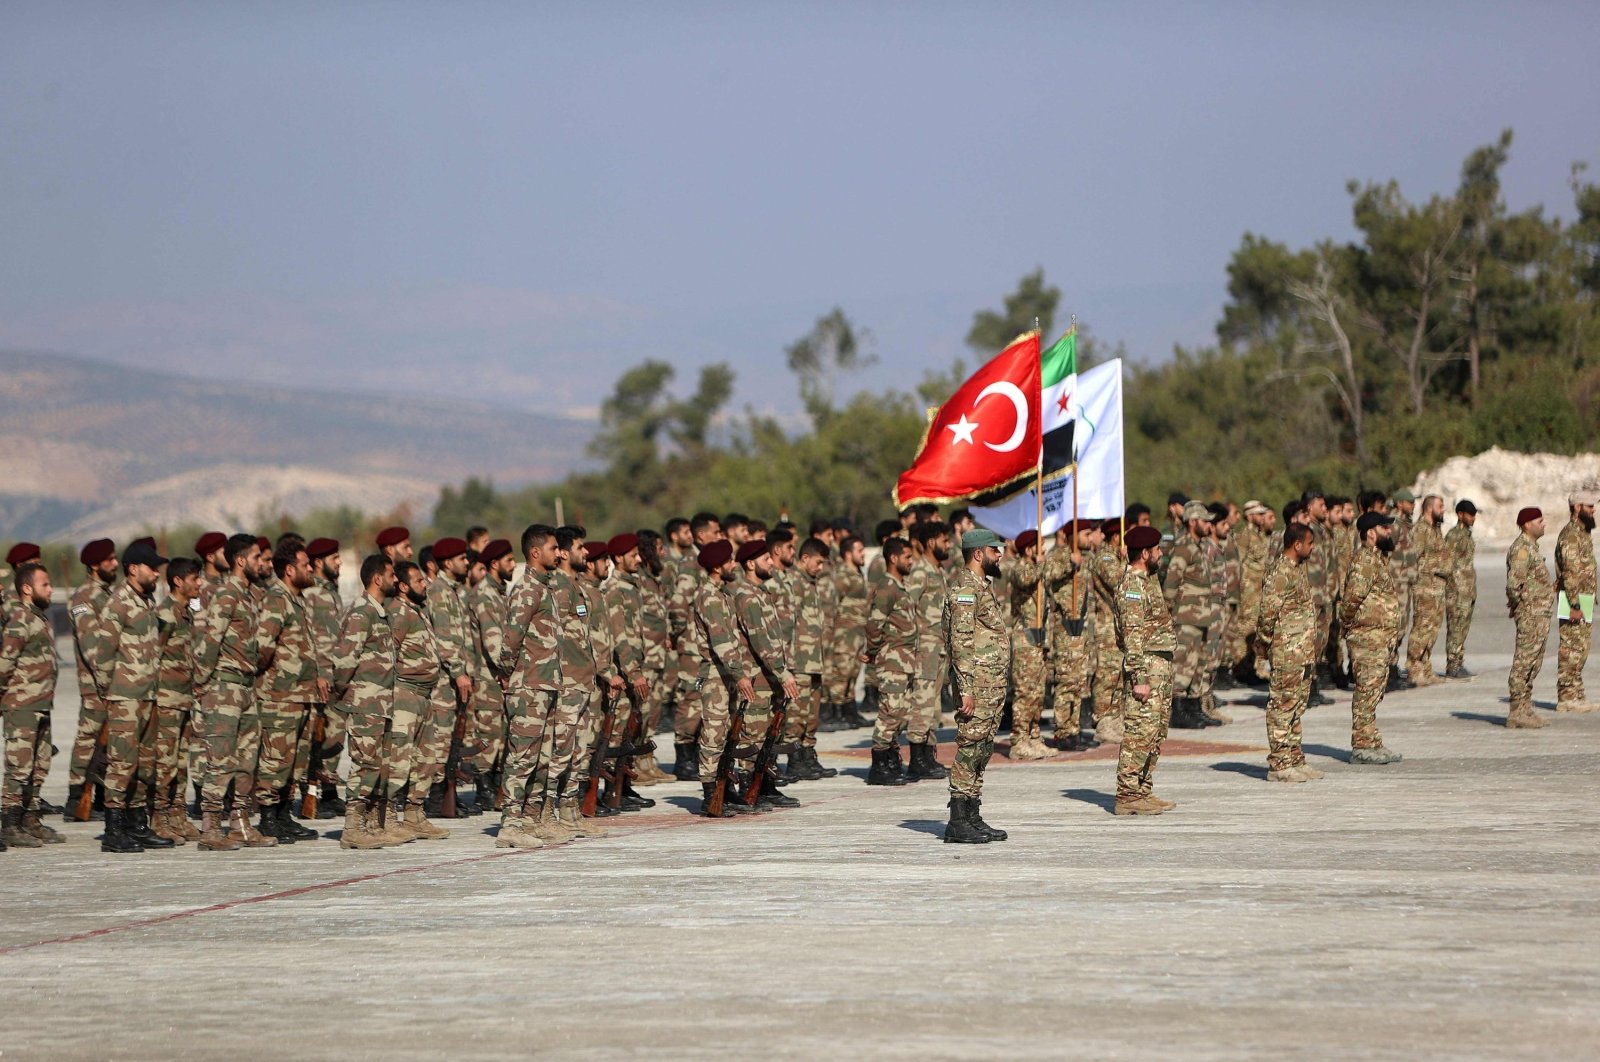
[0, 350, 593, 540]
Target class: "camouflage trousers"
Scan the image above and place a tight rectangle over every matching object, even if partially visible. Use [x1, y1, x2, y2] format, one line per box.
[1207, 606, 1232, 674]
[673, 668, 705, 744]
[637, 666, 669, 738]
[1010, 631, 1045, 739]
[469, 678, 507, 775]
[68, 692, 109, 787]
[1173, 624, 1212, 698]
[870, 672, 918, 751]
[824, 629, 865, 704]
[781, 673, 825, 749]
[948, 685, 1006, 799]
[1091, 635, 1124, 724]
[2, 705, 52, 812]
[1510, 612, 1551, 710]
[1322, 599, 1346, 676]
[151, 703, 192, 809]
[254, 700, 311, 808]
[1265, 660, 1312, 771]
[1348, 637, 1391, 751]
[500, 688, 557, 813]
[1557, 617, 1591, 705]
[732, 689, 776, 776]
[1226, 595, 1258, 669]
[1390, 583, 1414, 667]
[541, 687, 589, 802]
[1406, 575, 1446, 677]
[102, 698, 155, 810]
[1115, 657, 1172, 801]
[1444, 584, 1475, 672]
[1050, 629, 1094, 734]
[694, 678, 734, 784]
[199, 678, 259, 814]
[908, 668, 944, 743]
[317, 701, 346, 786]
[416, 681, 459, 796]
[187, 699, 207, 799]
[342, 701, 390, 807]
[385, 681, 430, 798]
[566, 686, 608, 793]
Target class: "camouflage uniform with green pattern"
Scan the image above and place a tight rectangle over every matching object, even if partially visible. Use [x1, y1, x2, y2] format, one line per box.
[1161, 532, 1218, 700]
[688, 572, 748, 783]
[254, 580, 320, 810]
[1, 596, 57, 814]
[944, 567, 1011, 799]
[730, 578, 794, 773]
[1554, 515, 1595, 708]
[1112, 565, 1176, 801]
[1506, 530, 1555, 723]
[1406, 516, 1449, 682]
[195, 574, 261, 815]
[1042, 547, 1095, 742]
[67, 577, 114, 788]
[782, 567, 835, 750]
[1338, 546, 1401, 750]
[89, 579, 161, 810]
[866, 573, 920, 751]
[1443, 519, 1476, 674]
[152, 598, 195, 813]
[1005, 553, 1047, 754]
[1258, 556, 1317, 772]
[385, 594, 443, 803]
[903, 558, 948, 743]
[497, 573, 563, 820]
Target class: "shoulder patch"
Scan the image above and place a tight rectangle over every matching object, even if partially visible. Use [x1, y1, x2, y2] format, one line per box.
[575, 603, 588, 617]
[1123, 590, 1142, 600]
[70, 605, 91, 617]
[954, 593, 977, 604]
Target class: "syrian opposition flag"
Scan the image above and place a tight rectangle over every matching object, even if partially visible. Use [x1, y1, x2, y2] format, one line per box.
[1040, 329, 1078, 475]
[894, 332, 1041, 508]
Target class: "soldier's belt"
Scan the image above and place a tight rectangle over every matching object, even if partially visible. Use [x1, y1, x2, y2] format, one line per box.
[212, 670, 252, 688]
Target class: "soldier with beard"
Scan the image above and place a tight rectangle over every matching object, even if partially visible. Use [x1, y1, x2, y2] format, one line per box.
[1004, 530, 1048, 760]
[1, 562, 65, 848]
[1163, 502, 1222, 730]
[1088, 518, 1128, 743]
[66, 538, 118, 822]
[727, 540, 801, 809]
[1113, 526, 1179, 816]
[901, 521, 951, 782]
[865, 537, 919, 786]
[327, 554, 401, 849]
[302, 537, 346, 817]
[1340, 513, 1405, 763]
[384, 561, 450, 841]
[780, 537, 838, 780]
[494, 525, 565, 849]
[467, 539, 515, 809]
[1043, 521, 1101, 752]
[423, 537, 477, 817]
[251, 541, 323, 844]
[1405, 495, 1449, 687]
[824, 534, 871, 731]
[569, 541, 628, 834]
[686, 540, 756, 815]
[1443, 501, 1478, 680]
[942, 529, 1012, 844]
[628, 531, 676, 783]
[1506, 508, 1556, 729]
[1554, 492, 1599, 713]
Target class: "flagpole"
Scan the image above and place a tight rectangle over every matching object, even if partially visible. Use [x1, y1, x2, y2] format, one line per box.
[1068, 314, 1082, 636]
[1033, 317, 1045, 635]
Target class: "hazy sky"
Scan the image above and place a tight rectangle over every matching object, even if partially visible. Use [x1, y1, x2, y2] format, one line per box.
[3, 2, 1596, 420]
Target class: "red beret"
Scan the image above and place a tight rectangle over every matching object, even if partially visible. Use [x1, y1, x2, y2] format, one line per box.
[306, 537, 339, 560]
[255, 536, 271, 552]
[1015, 530, 1039, 551]
[194, 532, 227, 556]
[1126, 526, 1162, 553]
[1100, 518, 1123, 540]
[376, 526, 410, 548]
[480, 538, 513, 564]
[606, 533, 639, 557]
[80, 538, 116, 566]
[5, 542, 40, 566]
[433, 537, 467, 562]
[583, 541, 610, 563]
[735, 540, 769, 565]
[697, 540, 734, 572]
[1517, 507, 1542, 527]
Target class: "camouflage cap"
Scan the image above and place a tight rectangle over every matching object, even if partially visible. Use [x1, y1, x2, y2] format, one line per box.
[1242, 499, 1267, 515]
[1392, 489, 1416, 502]
[1182, 500, 1211, 522]
[1568, 490, 1599, 507]
[960, 529, 1003, 551]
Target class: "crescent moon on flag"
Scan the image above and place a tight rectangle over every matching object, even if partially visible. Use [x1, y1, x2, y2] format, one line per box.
[974, 381, 1029, 452]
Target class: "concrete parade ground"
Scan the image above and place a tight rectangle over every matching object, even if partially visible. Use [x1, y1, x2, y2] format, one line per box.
[3, 559, 1598, 1060]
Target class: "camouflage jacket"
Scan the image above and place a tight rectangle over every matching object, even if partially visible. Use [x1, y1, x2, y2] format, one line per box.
[686, 573, 745, 686]
[69, 578, 114, 699]
[302, 578, 343, 684]
[154, 599, 196, 709]
[578, 575, 620, 684]
[1555, 519, 1596, 602]
[1041, 548, 1092, 647]
[1339, 547, 1401, 646]
[600, 571, 648, 679]
[634, 568, 673, 672]
[1161, 536, 1219, 628]
[501, 573, 562, 694]
[256, 581, 321, 704]
[865, 575, 919, 685]
[944, 566, 1010, 694]
[194, 575, 259, 688]
[467, 579, 509, 684]
[1113, 566, 1176, 685]
[1008, 554, 1045, 633]
[1506, 532, 1556, 619]
[730, 580, 794, 692]
[1257, 557, 1317, 668]
[0, 562, 13, 613]
[1391, 511, 1418, 585]
[548, 569, 598, 690]
[831, 562, 870, 649]
[388, 596, 442, 691]
[1303, 522, 1330, 609]
[1413, 519, 1450, 584]
[1331, 525, 1357, 598]
[1445, 523, 1476, 597]
[426, 575, 478, 682]
[328, 593, 397, 710]
[1236, 524, 1270, 610]
[0, 600, 57, 710]
[670, 564, 702, 673]
[94, 580, 161, 703]
[1089, 545, 1125, 648]
[1206, 537, 1233, 612]
[904, 559, 948, 682]
[1218, 535, 1241, 608]
[789, 568, 836, 675]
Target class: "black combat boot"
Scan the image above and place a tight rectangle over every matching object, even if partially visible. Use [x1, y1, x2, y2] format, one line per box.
[672, 742, 698, 781]
[318, 783, 345, 819]
[805, 746, 837, 778]
[190, 781, 204, 818]
[621, 781, 655, 810]
[277, 798, 318, 841]
[908, 742, 948, 781]
[968, 797, 1008, 841]
[424, 782, 446, 817]
[757, 770, 800, 808]
[1169, 697, 1204, 730]
[816, 701, 841, 733]
[129, 793, 174, 848]
[101, 808, 144, 853]
[1212, 668, 1238, 691]
[866, 747, 908, 786]
[256, 804, 291, 844]
[942, 797, 989, 844]
[474, 772, 497, 815]
[700, 782, 735, 818]
[837, 699, 871, 729]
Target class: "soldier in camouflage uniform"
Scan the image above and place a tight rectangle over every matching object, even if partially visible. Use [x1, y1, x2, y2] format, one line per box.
[1043, 522, 1100, 751]
[1443, 500, 1478, 679]
[1, 561, 65, 848]
[88, 540, 171, 852]
[1111, 525, 1178, 816]
[1405, 495, 1449, 687]
[685, 541, 757, 811]
[1004, 530, 1049, 760]
[1389, 489, 1419, 685]
[1339, 513, 1404, 762]
[1202, 502, 1236, 722]
[251, 542, 323, 844]
[824, 534, 871, 729]
[1, 542, 40, 613]
[1089, 519, 1127, 742]
[301, 537, 346, 816]
[614, 532, 673, 784]
[385, 560, 450, 842]
[421, 538, 477, 820]
[728, 541, 801, 809]
[1258, 524, 1323, 782]
[150, 559, 201, 844]
[1162, 501, 1221, 729]
[1228, 502, 1272, 683]
[66, 537, 118, 820]
[902, 521, 951, 780]
[865, 538, 920, 786]
[327, 554, 402, 848]
[467, 539, 514, 805]
[567, 541, 627, 834]
[1505, 508, 1555, 729]
[1323, 498, 1357, 687]
[1553, 492, 1599, 713]
[781, 537, 838, 780]
[942, 529, 1012, 844]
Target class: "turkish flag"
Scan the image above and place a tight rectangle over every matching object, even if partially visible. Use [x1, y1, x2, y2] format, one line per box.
[894, 332, 1041, 508]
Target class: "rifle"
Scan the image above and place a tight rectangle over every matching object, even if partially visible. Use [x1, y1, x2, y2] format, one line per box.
[440, 695, 472, 819]
[705, 697, 748, 819]
[74, 718, 109, 821]
[580, 692, 618, 817]
[606, 700, 643, 813]
[300, 709, 326, 819]
[741, 695, 787, 807]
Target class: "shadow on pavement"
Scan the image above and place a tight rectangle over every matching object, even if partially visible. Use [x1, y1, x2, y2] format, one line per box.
[1303, 743, 1351, 762]
[662, 795, 701, 813]
[1062, 788, 1116, 812]
[1452, 711, 1509, 726]
[1210, 761, 1267, 779]
[897, 819, 946, 837]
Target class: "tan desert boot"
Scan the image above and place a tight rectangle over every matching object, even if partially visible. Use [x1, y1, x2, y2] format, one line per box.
[403, 802, 450, 840]
[197, 812, 241, 851]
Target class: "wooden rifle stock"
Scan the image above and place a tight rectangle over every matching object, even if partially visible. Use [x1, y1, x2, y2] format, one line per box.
[606, 703, 642, 812]
[300, 710, 327, 819]
[74, 719, 109, 821]
[705, 697, 748, 818]
[581, 693, 618, 817]
[440, 694, 471, 819]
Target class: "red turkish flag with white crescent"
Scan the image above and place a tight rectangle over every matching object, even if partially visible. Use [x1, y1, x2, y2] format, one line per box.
[894, 332, 1041, 508]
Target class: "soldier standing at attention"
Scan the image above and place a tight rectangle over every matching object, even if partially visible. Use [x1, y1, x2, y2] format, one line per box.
[423, 537, 477, 817]
[1405, 494, 1449, 687]
[864, 537, 920, 785]
[251, 542, 323, 844]
[1163, 501, 1221, 730]
[1443, 501, 1478, 680]
[687, 540, 756, 814]
[1388, 489, 1419, 688]
[385, 560, 450, 842]
[66, 537, 118, 821]
[1, 542, 40, 612]
[902, 521, 951, 781]
[493, 525, 565, 849]
[1111, 525, 1178, 816]
[781, 537, 837, 780]
[824, 534, 871, 730]
[150, 558, 201, 844]
[1043, 521, 1100, 751]
[1339, 513, 1404, 763]
[1553, 491, 1599, 714]
[1229, 502, 1272, 685]
[728, 540, 801, 809]
[1088, 518, 1127, 743]
[619, 531, 675, 784]
[327, 554, 401, 849]
[1004, 530, 1048, 760]
[1258, 523, 1323, 783]
[1505, 507, 1556, 729]
[942, 529, 1011, 844]
[195, 532, 228, 605]
[376, 526, 413, 565]
[466, 539, 514, 808]
[1, 562, 66, 848]
[302, 537, 346, 816]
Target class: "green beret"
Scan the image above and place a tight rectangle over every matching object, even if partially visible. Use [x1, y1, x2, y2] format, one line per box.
[960, 529, 1003, 551]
